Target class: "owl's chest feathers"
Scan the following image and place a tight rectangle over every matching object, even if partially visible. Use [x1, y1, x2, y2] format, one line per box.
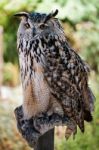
[31, 59, 50, 103]
[20, 49, 50, 116]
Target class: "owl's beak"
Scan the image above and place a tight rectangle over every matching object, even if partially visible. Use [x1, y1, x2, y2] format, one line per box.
[32, 27, 36, 37]
[14, 12, 29, 18]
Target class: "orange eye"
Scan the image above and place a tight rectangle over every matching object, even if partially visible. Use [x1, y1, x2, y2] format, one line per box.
[39, 23, 48, 29]
[24, 23, 30, 29]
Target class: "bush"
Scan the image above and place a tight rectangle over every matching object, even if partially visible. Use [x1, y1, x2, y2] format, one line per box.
[3, 63, 19, 86]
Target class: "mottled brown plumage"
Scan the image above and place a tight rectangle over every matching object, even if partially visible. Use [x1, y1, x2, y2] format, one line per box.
[16, 10, 94, 139]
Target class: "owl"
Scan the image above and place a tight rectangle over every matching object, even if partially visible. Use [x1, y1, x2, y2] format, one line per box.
[15, 10, 94, 139]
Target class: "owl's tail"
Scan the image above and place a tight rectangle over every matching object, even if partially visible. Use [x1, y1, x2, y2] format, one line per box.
[84, 110, 93, 122]
[75, 86, 95, 134]
[83, 87, 95, 122]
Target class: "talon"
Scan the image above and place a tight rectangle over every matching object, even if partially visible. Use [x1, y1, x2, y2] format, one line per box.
[65, 127, 73, 140]
[47, 110, 53, 116]
[65, 125, 77, 140]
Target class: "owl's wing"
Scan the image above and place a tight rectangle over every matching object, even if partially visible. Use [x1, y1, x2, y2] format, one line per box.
[43, 37, 94, 132]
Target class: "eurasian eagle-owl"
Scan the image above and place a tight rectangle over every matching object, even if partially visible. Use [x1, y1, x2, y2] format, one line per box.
[15, 10, 94, 139]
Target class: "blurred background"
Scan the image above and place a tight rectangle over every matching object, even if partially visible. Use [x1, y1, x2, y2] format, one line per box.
[0, 0, 99, 150]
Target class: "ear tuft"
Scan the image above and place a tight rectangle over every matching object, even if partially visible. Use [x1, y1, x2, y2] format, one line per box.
[52, 9, 59, 17]
[14, 12, 29, 18]
[44, 9, 59, 23]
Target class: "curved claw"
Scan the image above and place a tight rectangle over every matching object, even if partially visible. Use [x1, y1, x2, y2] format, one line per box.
[65, 125, 77, 140]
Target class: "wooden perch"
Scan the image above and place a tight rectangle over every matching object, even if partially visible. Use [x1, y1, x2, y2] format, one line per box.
[14, 105, 71, 148]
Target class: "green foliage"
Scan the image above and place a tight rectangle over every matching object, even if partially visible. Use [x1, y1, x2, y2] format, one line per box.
[3, 63, 19, 86]
[77, 26, 99, 73]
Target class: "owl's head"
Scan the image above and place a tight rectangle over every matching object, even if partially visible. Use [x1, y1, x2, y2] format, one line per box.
[15, 10, 64, 41]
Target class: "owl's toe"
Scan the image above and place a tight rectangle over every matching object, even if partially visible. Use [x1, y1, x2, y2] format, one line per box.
[54, 107, 64, 117]
[47, 106, 64, 117]
[65, 125, 77, 140]
[65, 127, 73, 140]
